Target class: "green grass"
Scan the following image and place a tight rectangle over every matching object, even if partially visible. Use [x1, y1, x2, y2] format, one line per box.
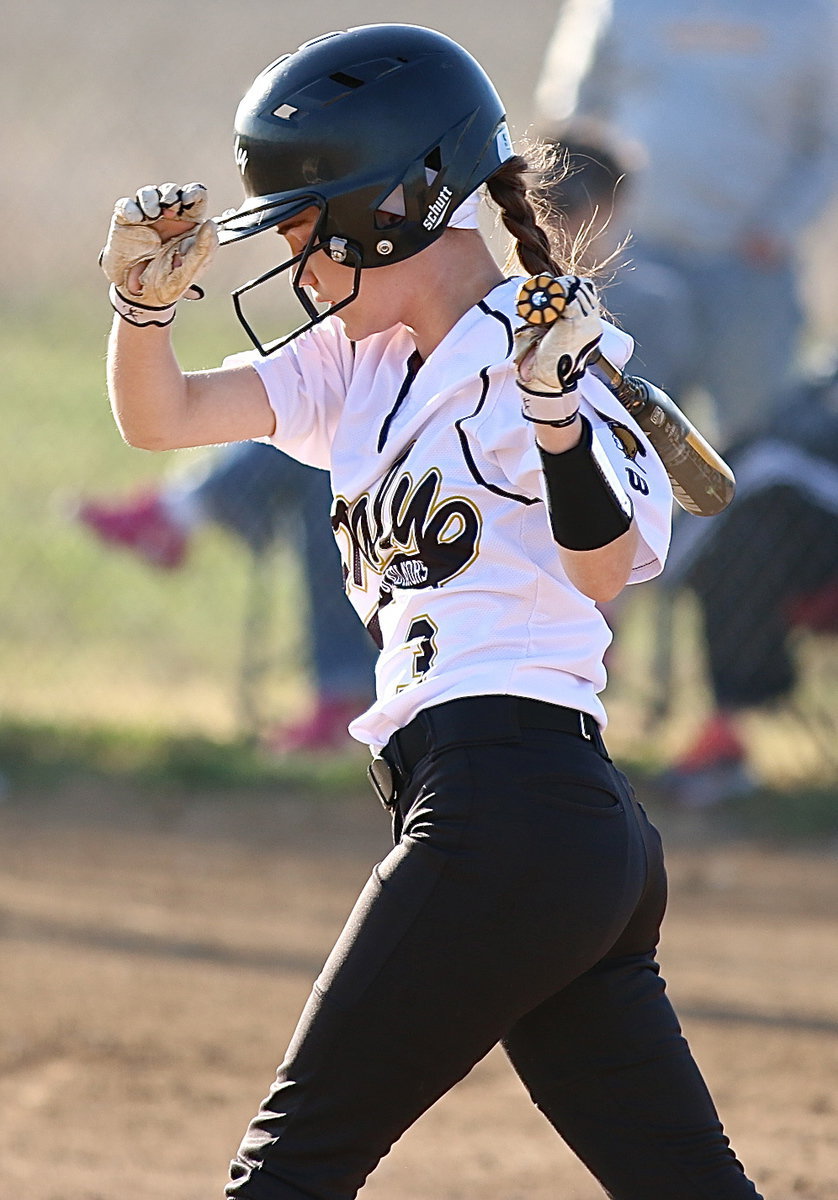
[0, 717, 367, 797]
[0, 298, 308, 735]
[723, 779, 838, 841]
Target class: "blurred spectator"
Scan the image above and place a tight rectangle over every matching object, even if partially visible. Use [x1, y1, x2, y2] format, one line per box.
[536, 0, 838, 450]
[541, 120, 693, 395]
[78, 442, 377, 751]
[539, 124, 695, 647]
[658, 366, 838, 805]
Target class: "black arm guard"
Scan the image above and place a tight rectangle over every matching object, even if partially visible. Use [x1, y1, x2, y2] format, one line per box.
[538, 416, 634, 551]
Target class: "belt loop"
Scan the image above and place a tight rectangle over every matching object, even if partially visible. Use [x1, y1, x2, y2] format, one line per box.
[580, 710, 593, 741]
[388, 729, 409, 780]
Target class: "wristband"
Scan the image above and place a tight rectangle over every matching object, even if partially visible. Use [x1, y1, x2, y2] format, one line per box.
[538, 416, 634, 551]
[519, 383, 580, 427]
[109, 284, 176, 328]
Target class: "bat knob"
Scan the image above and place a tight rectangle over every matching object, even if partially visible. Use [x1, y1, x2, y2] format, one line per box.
[516, 274, 567, 326]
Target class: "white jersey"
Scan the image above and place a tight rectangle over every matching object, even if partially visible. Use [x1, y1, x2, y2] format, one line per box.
[242, 278, 672, 750]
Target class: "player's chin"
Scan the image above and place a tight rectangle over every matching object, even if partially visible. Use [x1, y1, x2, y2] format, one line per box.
[335, 306, 398, 342]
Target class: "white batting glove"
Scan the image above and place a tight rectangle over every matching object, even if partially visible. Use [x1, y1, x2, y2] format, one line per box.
[100, 182, 218, 326]
[514, 276, 603, 427]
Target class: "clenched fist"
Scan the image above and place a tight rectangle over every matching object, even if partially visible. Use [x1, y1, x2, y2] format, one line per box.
[514, 275, 603, 426]
[101, 182, 218, 323]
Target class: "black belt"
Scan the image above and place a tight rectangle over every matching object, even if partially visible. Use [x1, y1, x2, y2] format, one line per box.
[368, 694, 602, 810]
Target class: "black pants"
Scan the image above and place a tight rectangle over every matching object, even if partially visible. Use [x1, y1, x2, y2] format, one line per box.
[227, 697, 762, 1200]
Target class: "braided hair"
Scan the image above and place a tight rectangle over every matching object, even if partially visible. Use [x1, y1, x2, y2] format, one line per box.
[485, 146, 605, 281]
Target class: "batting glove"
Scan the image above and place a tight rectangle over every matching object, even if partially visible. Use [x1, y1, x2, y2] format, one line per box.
[100, 182, 218, 327]
[514, 275, 603, 427]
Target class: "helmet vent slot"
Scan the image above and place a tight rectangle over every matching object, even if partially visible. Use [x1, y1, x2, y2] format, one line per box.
[376, 183, 406, 228]
[424, 146, 443, 175]
[330, 71, 365, 89]
[273, 103, 299, 120]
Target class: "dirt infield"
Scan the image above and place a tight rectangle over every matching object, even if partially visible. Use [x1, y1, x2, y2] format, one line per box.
[1, 783, 837, 1199]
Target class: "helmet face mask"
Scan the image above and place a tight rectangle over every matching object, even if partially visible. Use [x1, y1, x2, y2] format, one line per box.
[218, 23, 514, 352]
[230, 196, 364, 356]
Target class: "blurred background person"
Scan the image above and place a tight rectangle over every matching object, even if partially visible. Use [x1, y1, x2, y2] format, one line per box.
[541, 120, 694, 401]
[77, 442, 377, 752]
[658, 366, 838, 805]
[536, 0, 838, 452]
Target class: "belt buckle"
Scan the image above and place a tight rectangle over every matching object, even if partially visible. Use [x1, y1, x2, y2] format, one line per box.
[367, 754, 397, 810]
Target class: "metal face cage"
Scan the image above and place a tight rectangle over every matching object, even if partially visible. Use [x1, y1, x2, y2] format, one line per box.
[223, 197, 363, 356]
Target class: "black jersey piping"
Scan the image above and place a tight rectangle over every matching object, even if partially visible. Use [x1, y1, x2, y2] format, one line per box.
[455, 367, 540, 507]
[454, 297, 537, 505]
[477, 298, 515, 358]
[377, 350, 423, 452]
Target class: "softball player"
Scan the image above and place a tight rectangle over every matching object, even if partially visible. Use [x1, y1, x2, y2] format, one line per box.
[100, 25, 763, 1200]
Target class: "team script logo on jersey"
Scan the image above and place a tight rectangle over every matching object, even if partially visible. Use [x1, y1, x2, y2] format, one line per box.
[332, 445, 481, 643]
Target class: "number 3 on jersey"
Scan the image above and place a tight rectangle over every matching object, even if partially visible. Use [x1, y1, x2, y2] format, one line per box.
[406, 615, 438, 682]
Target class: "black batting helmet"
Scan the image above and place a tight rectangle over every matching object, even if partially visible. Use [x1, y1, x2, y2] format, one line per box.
[218, 24, 514, 352]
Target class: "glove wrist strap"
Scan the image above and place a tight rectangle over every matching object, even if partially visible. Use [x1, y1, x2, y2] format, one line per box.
[522, 408, 580, 428]
[518, 381, 580, 426]
[518, 381, 579, 398]
[109, 285, 176, 328]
